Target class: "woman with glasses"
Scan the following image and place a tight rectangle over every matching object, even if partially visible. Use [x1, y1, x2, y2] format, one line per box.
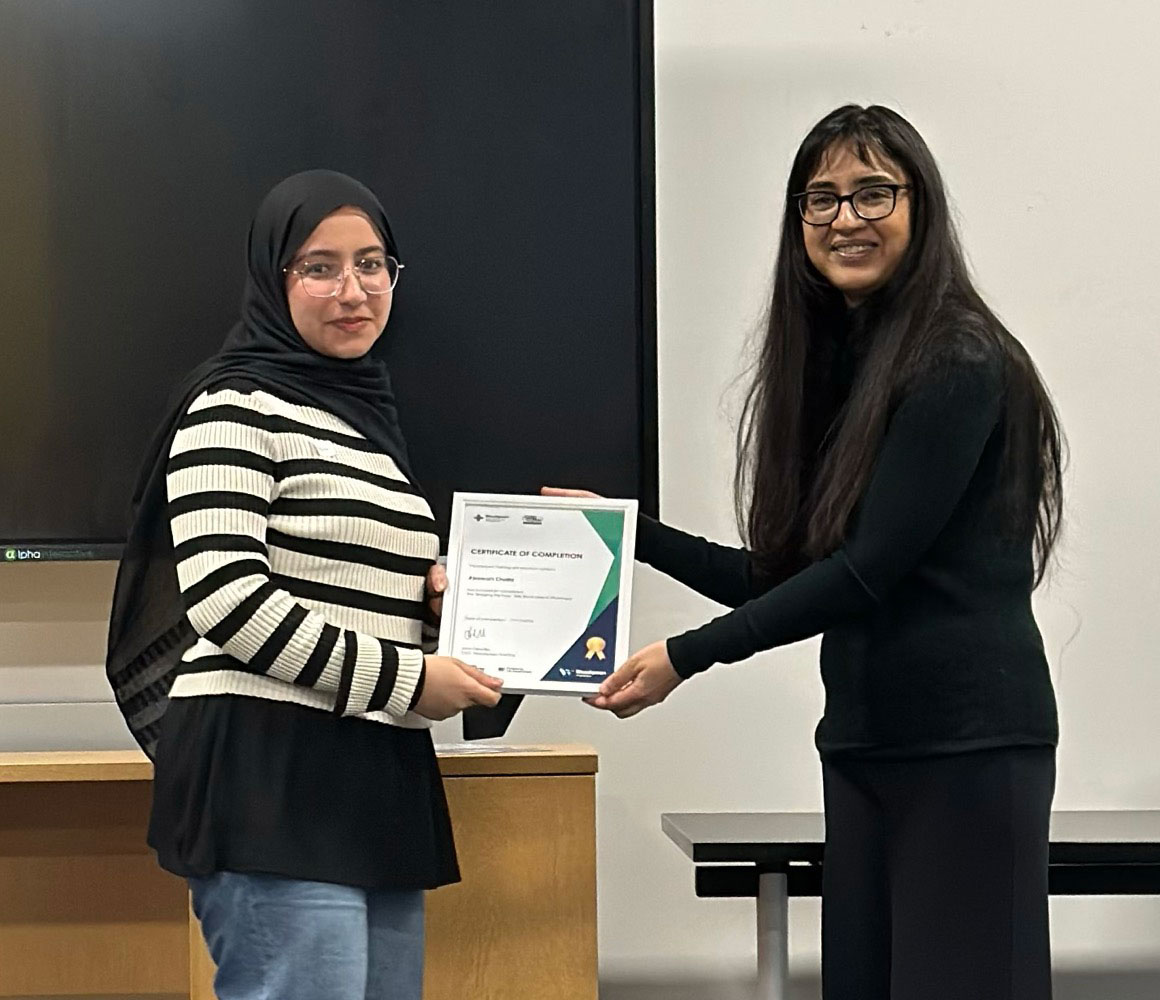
[547, 105, 1063, 999]
[106, 170, 503, 1000]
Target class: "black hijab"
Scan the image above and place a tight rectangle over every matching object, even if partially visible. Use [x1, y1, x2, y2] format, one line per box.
[106, 170, 416, 758]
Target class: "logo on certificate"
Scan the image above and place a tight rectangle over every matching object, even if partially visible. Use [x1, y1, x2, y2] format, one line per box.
[472, 511, 510, 523]
[584, 636, 607, 661]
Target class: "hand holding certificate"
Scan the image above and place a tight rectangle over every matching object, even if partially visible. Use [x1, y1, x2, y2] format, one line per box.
[583, 638, 683, 718]
[438, 492, 638, 696]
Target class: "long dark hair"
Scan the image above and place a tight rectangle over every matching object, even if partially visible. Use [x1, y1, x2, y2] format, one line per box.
[735, 105, 1064, 585]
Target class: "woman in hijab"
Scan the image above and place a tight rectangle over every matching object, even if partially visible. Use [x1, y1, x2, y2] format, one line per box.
[106, 170, 502, 1000]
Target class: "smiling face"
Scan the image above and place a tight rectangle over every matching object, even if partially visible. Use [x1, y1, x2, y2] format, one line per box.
[801, 141, 912, 306]
[284, 207, 393, 359]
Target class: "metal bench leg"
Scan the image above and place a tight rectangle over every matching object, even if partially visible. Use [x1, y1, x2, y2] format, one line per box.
[757, 871, 789, 999]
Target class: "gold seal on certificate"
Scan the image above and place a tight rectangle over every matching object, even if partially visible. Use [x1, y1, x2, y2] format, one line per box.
[438, 493, 638, 695]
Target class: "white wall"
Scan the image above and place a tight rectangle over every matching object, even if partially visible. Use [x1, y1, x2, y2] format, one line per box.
[2, 0, 1159, 997]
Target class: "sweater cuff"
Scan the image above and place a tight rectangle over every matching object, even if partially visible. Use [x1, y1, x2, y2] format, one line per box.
[407, 660, 428, 711]
[666, 633, 714, 680]
[386, 648, 426, 717]
[342, 634, 389, 716]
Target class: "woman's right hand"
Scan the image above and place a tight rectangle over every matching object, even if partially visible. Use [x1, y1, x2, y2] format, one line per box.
[540, 487, 602, 499]
[414, 657, 504, 721]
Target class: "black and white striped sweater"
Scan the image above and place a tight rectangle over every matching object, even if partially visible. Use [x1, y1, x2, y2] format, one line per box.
[166, 381, 438, 727]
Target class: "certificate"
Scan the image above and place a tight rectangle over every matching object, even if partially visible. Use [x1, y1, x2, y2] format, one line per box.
[438, 493, 637, 695]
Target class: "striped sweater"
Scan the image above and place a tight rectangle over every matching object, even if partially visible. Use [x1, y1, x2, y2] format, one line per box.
[165, 382, 438, 728]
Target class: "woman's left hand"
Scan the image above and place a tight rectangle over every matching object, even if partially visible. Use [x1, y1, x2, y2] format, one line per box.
[586, 640, 683, 719]
[426, 562, 448, 621]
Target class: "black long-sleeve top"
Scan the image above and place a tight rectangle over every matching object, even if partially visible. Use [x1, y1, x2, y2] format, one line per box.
[638, 343, 1059, 758]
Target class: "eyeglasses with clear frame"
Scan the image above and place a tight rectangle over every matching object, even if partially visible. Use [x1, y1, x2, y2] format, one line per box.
[283, 254, 404, 297]
[793, 184, 911, 226]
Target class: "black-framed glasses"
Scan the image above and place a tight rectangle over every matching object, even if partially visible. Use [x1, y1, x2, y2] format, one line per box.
[793, 184, 910, 226]
[283, 254, 404, 297]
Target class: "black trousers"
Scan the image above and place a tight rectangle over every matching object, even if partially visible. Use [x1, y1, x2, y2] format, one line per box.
[821, 745, 1056, 1000]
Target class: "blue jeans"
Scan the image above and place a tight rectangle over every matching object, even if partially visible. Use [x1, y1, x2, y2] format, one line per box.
[190, 871, 425, 1000]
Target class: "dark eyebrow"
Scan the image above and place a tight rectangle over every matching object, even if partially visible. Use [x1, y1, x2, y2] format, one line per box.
[297, 244, 386, 259]
[806, 174, 899, 192]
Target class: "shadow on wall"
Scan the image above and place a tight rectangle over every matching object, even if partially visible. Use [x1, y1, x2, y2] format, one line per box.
[599, 968, 1160, 1000]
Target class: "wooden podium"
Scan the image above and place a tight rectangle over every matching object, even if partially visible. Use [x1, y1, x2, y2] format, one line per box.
[0, 745, 598, 999]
